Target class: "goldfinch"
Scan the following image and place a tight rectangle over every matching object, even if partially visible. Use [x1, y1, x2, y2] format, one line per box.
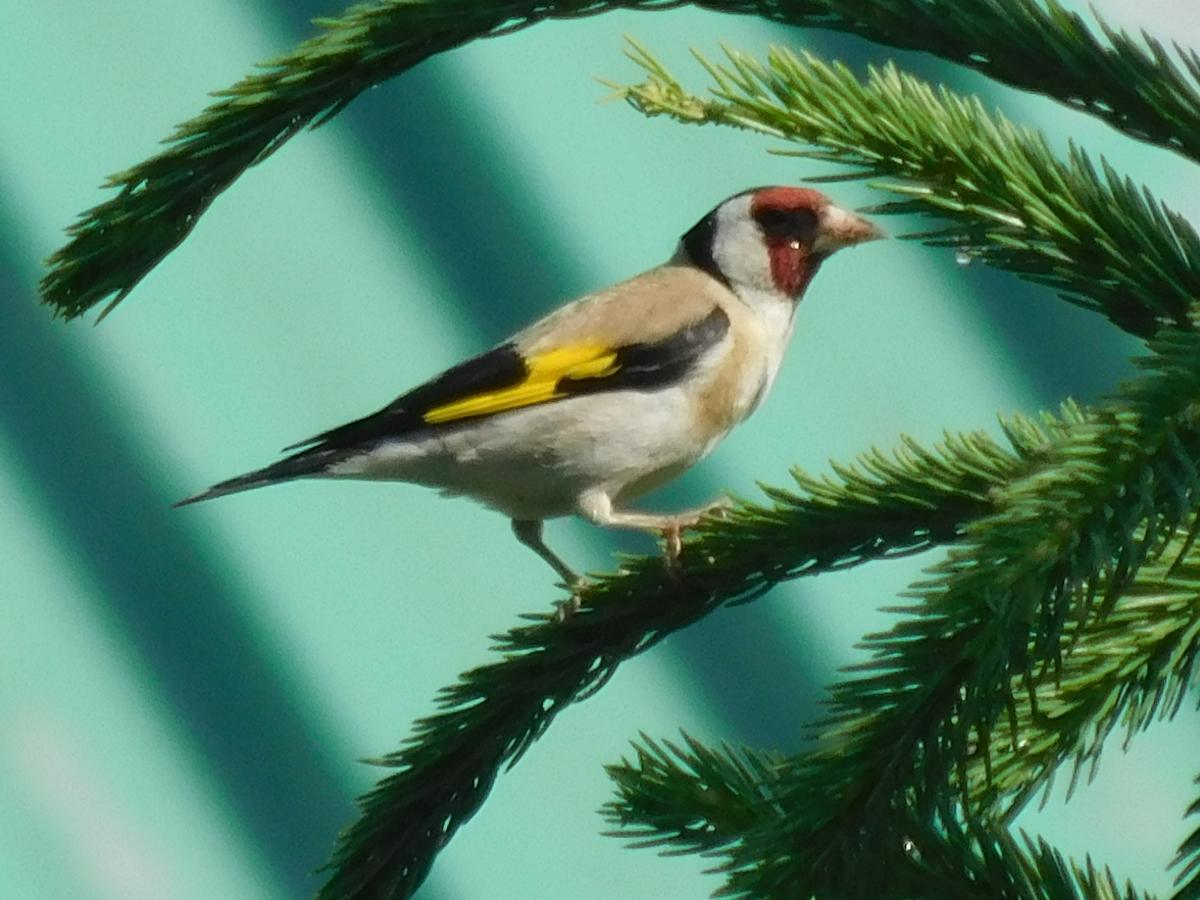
[179, 186, 882, 586]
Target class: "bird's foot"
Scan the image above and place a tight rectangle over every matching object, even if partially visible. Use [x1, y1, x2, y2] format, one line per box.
[699, 497, 733, 521]
[661, 499, 731, 575]
[552, 577, 588, 623]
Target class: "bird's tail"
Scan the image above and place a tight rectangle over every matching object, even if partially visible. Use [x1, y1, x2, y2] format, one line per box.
[174, 447, 339, 507]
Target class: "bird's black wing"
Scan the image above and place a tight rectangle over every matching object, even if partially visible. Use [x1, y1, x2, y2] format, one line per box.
[289, 305, 731, 451]
[176, 306, 729, 505]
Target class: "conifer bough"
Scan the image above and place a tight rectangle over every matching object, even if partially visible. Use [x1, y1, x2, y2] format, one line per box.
[606, 522, 1200, 896]
[604, 737, 1162, 899]
[41, 0, 1200, 319]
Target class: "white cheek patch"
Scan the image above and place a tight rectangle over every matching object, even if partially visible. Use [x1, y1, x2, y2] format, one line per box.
[711, 194, 776, 293]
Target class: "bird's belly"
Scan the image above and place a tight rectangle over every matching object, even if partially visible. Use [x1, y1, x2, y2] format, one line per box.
[337, 388, 715, 520]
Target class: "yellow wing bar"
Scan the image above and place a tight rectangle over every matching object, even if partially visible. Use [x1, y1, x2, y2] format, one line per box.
[422, 344, 619, 425]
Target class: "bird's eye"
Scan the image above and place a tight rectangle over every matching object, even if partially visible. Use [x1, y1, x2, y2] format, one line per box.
[755, 207, 818, 242]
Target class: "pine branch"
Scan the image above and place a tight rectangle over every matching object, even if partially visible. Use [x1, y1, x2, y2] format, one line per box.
[42, 0, 1200, 319]
[615, 43, 1200, 337]
[605, 736, 1152, 900]
[604, 529, 1200, 892]
[320, 425, 1044, 898]
[976, 542, 1200, 822]
[604, 732, 785, 856]
[731, 0, 1200, 165]
[982, 834, 1152, 900]
[41, 0, 653, 321]
[679, 326, 1200, 897]
[1175, 774, 1200, 900]
[904, 827, 1156, 900]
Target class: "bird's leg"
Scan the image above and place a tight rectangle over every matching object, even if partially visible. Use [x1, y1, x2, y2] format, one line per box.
[511, 519, 584, 619]
[577, 491, 729, 570]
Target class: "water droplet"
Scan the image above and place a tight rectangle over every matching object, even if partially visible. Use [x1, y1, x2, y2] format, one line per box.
[954, 249, 974, 268]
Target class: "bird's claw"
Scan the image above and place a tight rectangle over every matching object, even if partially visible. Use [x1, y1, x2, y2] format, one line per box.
[702, 497, 733, 520]
[663, 521, 685, 576]
[553, 579, 587, 622]
[661, 498, 732, 575]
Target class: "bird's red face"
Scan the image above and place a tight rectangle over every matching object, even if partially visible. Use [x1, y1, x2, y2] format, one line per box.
[681, 185, 883, 302]
[750, 187, 827, 298]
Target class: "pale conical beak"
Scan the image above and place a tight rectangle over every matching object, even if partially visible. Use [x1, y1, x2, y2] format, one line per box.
[813, 204, 886, 256]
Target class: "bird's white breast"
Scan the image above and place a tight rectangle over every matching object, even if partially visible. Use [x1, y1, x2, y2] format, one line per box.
[738, 284, 798, 414]
[331, 378, 720, 520]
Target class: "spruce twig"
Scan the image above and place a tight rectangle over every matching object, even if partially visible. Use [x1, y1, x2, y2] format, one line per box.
[724, 0, 1200, 166]
[603, 529, 1200, 886]
[603, 732, 785, 855]
[605, 737, 1155, 899]
[701, 330, 1200, 898]
[616, 42, 1200, 337]
[41, 0, 1200, 319]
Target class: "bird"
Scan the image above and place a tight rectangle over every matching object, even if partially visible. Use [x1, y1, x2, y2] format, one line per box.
[178, 186, 882, 595]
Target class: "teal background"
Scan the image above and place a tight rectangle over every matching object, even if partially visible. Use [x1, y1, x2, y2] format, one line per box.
[1, 2, 1197, 897]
